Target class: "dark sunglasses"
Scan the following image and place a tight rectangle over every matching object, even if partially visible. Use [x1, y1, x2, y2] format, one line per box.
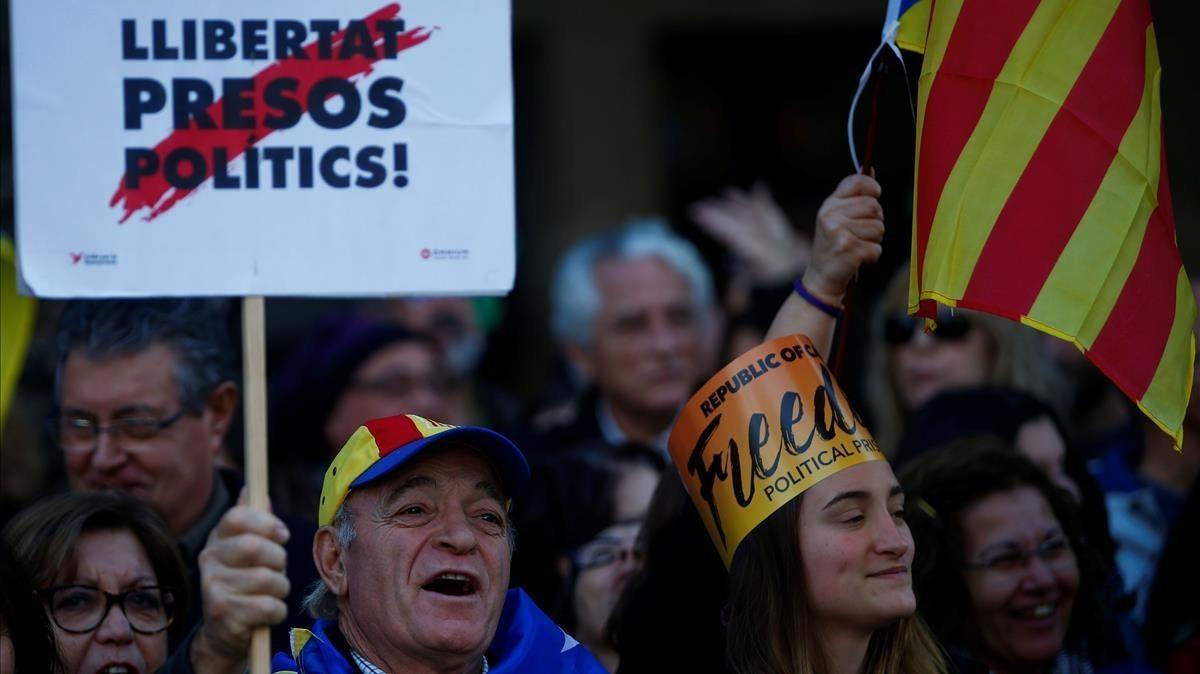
[883, 311, 973, 346]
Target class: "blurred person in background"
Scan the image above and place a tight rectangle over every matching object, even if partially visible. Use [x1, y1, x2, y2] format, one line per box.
[51, 299, 317, 652]
[689, 181, 813, 361]
[1141, 479, 1200, 673]
[1089, 277, 1200, 623]
[532, 220, 720, 455]
[863, 266, 1054, 453]
[5, 490, 289, 674]
[1089, 278, 1200, 629]
[610, 472, 731, 674]
[360, 296, 522, 429]
[892, 387, 1115, 565]
[268, 313, 454, 520]
[512, 443, 662, 672]
[1042, 337, 1141, 463]
[901, 440, 1145, 674]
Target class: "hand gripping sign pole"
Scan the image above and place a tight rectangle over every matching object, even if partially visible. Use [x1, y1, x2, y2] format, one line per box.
[241, 298, 271, 672]
[11, 2, 516, 670]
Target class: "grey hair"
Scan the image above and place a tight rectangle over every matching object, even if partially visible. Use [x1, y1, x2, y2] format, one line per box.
[54, 299, 235, 413]
[301, 497, 519, 621]
[550, 218, 715, 347]
[302, 503, 358, 620]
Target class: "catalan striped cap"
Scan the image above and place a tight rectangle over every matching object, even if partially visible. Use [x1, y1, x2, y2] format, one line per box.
[318, 413, 531, 527]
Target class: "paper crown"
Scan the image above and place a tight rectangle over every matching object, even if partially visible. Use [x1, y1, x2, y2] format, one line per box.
[668, 334, 884, 567]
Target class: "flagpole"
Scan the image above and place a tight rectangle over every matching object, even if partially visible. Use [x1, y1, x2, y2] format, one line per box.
[833, 58, 887, 378]
[858, 58, 886, 177]
[241, 296, 270, 674]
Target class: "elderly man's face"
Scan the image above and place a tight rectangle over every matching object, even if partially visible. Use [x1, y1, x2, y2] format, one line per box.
[59, 343, 231, 535]
[337, 445, 511, 666]
[576, 257, 706, 419]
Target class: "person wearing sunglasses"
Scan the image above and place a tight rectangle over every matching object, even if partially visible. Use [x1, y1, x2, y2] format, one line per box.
[901, 439, 1141, 673]
[864, 266, 1054, 453]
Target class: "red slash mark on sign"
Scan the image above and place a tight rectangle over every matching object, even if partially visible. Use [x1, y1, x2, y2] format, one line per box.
[110, 3, 432, 223]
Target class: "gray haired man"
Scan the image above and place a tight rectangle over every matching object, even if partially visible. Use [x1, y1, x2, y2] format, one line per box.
[535, 220, 718, 454]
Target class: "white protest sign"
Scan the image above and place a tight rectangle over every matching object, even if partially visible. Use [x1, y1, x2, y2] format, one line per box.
[11, 0, 514, 297]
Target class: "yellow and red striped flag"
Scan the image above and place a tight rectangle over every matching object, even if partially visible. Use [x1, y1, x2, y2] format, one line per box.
[898, 0, 1194, 447]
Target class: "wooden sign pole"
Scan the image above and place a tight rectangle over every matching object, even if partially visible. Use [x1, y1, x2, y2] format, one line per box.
[241, 297, 271, 674]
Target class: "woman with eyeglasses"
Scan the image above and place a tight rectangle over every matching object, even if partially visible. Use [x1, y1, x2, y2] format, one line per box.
[3, 491, 187, 674]
[513, 442, 663, 672]
[863, 266, 1054, 454]
[900, 438, 1138, 673]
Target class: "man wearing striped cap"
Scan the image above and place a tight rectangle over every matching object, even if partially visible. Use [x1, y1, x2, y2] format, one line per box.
[272, 413, 604, 673]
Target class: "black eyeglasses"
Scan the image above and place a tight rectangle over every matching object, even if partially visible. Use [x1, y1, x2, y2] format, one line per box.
[37, 584, 175, 634]
[883, 311, 973, 346]
[572, 536, 644, 570]
[49, 409, 187, 454]
[349, 370, 456, 397]
[963, 535, 1073, 576]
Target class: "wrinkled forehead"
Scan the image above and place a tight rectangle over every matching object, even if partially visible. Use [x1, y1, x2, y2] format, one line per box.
[59, 342, 185, 408]
[60, 527, 157, 587]
[357, 441, 508, 506]
[595, 256, 691, 297]
[961, 485, 1059, 550]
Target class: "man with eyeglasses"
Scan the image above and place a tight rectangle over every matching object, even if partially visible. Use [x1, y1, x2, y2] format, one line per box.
[51, 299, 319, 657]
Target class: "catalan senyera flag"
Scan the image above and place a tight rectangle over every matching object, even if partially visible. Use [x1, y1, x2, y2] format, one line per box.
[894, 0, 931, 52]
[896, 0, 1195, 448]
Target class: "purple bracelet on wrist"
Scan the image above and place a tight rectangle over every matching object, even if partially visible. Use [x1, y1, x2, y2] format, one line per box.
[793, 279, 843, 318]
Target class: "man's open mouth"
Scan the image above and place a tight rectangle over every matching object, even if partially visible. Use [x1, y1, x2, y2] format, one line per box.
[422, 572, 476, 596]
[96, 664, 139, 674]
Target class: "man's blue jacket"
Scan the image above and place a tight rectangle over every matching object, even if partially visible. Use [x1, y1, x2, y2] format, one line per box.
[271, 589, 606, 673]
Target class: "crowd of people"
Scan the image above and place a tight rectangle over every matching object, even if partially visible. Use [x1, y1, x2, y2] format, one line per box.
[1, 173, 1196, 674]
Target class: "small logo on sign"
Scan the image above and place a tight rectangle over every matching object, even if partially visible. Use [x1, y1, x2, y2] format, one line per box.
[69, 252, 118, 266]
[421, 248, 470, 262]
